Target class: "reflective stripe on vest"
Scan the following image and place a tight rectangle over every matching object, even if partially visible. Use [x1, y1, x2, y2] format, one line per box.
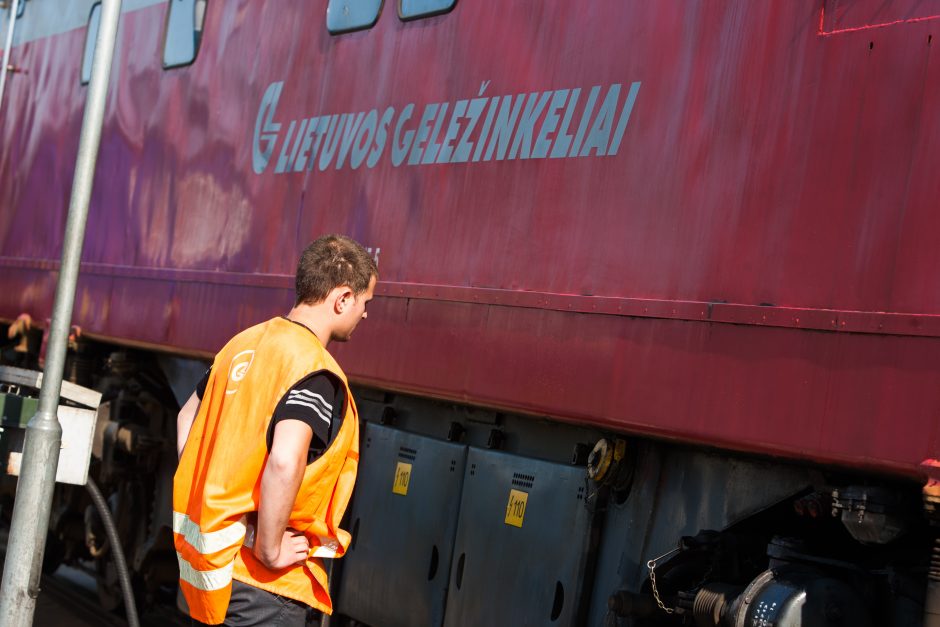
[310, 534, 341, 558]
[176, 552, 235, 591]
[173, 512, 247, 554]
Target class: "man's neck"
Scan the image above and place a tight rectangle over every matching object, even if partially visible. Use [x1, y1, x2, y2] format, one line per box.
[285, 305, 330, 347]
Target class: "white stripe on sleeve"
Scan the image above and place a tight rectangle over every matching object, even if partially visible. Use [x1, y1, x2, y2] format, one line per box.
[288, 389, 333, 413]
[283, 398, 331, 425]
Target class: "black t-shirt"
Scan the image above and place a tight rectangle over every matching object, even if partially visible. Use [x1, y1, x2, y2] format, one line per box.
[195, 367, 344, 465]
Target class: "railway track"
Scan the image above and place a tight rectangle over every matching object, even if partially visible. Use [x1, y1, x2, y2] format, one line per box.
[39, 568, 190, 627]
[1, 524, 186, 626]
[38, 571, 128, 627]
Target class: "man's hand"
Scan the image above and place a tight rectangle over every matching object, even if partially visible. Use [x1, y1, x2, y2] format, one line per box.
[253, 528, 310, 570]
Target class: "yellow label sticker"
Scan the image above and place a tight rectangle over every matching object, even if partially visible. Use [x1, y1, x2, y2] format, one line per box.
[392, 461, 412, 496]
[504, 489, 528, 527]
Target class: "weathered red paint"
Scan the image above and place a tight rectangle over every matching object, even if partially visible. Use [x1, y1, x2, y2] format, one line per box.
[1, 2, 938, 477]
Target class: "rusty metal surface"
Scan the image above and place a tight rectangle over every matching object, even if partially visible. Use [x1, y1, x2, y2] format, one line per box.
[1, 2, 939, 476]
[7, 257, 940, 337]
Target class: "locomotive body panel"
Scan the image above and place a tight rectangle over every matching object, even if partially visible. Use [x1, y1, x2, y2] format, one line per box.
[1, 1, 938, 475]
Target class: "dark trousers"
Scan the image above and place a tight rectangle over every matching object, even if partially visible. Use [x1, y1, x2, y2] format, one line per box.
[191, 580, 320, 627]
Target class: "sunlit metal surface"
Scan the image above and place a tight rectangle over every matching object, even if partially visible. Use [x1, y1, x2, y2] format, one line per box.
[0, 1, 939, 478]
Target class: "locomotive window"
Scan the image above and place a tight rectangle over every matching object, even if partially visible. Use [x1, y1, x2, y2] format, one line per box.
[399, 0, 456, 20]
[81, 3, 101, 86]
[327, 0, 383, 34]
[162, 0, 207, 68]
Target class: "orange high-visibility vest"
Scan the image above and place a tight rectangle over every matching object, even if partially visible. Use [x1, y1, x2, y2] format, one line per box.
[173, 317, 359, 625]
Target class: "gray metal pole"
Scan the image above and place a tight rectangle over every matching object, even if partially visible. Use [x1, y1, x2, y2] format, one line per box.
[0, 0, 122, 624]
[0, 0, 22, 111]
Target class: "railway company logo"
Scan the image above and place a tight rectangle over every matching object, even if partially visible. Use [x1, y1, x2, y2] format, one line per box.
[253, 83, 284, 174]
[225, 349, 255, 395]
[252, 79, 641, 175]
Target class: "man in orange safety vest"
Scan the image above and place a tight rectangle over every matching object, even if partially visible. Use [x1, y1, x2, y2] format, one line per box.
[174, 235, 377, 626]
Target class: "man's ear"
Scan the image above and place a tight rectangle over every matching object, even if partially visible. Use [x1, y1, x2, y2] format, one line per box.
[334, 287, 354, 313]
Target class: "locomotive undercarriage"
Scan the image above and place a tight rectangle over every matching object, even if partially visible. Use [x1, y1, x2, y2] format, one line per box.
[345, 382, 931, 626]
[0, 329, 932, 626]
[0, 335, 182, 612]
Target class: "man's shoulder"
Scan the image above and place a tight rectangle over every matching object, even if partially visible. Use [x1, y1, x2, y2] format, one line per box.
[213, 320, 270, 359]
[217, 318, 348, 383]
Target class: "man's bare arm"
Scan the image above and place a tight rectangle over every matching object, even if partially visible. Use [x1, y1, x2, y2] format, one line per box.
[253, 420, 312, 570]
[177, 391, 200, 459]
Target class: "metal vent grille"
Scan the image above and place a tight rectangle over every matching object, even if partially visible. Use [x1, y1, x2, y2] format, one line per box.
[398, 446, 417, 461]
[512, 472, 535, 489]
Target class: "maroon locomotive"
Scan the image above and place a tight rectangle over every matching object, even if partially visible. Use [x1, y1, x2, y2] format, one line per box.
[1, 1, 938, 625]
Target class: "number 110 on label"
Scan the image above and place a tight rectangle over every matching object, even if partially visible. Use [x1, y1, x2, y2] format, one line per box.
[505, 489, 528, 527]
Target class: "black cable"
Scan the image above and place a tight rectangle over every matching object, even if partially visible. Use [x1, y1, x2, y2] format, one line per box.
[85, 476, 140, 627]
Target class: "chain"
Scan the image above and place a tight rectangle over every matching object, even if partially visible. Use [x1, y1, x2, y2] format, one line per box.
[646, 547, 680, 614]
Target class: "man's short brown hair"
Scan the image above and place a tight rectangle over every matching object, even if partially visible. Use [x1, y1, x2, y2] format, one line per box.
[295, 235, 378, 305]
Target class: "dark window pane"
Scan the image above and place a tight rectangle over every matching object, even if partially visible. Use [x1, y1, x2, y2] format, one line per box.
[81, 3, 101, 85]
[400, 0, 456, 20]
[327, 0, 383, 34]
[163, 0, 207, 68]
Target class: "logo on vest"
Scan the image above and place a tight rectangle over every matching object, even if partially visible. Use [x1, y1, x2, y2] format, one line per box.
[226, 350, 255, 395]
